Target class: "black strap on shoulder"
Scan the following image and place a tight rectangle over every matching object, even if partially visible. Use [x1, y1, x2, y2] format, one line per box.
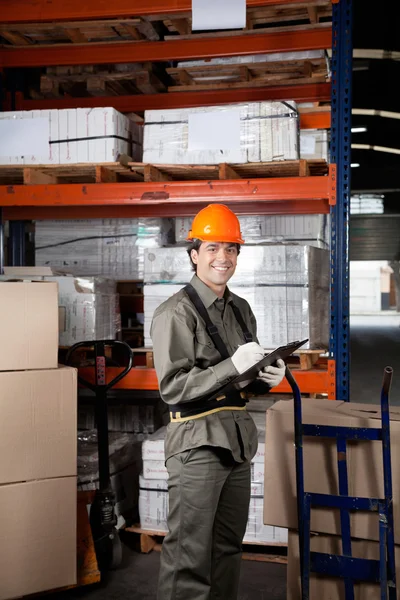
[230, 302, 253, 344]
[184, 284, 230, 360]
[184, 283, 253, 357]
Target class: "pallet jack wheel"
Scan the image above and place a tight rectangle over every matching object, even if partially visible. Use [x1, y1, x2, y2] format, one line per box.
[109, 529, 123, 570]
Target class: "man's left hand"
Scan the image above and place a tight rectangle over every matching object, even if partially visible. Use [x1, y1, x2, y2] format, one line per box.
[257, 359, 286, 388]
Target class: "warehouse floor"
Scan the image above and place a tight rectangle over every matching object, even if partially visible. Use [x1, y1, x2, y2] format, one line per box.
[43, 322, 400, 600]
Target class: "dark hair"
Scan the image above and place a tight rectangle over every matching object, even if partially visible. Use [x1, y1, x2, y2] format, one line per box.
[187, 239, 241, 272]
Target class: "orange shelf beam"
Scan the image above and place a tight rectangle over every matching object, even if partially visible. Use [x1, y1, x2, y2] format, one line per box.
[0, 176, 332, 220]
[0, 0, 330, 23]
[78, 365, 334, 395]
[0, 28, 331, 68]
[11, 84, 332, 115]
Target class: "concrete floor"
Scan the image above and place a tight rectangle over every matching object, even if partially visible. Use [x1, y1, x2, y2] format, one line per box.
[41, 322, 400, 600]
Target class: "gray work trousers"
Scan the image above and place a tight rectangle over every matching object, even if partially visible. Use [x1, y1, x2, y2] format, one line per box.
[157, 446, 251, 600]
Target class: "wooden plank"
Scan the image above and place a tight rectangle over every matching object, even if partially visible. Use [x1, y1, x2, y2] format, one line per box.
[40, 75, 60, 98]
[63, 27, 88, 43]
[144, 164, 171, 182]
[23, 168, 59, 185]
[0, 18, 142, 33]
[122, 24, 143, 40]
[298, 159, 311, 177]
[219, 163, 241, 180]
[135, 70, 166, 95]
[87, 77, 108, 96]
[0, 30, 32, 45]
[242, 553, 287, 565]
[95, 166, 119, 183]
[167, 18, 190, 35]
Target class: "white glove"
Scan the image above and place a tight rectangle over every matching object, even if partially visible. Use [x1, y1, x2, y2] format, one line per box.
[231, 342, 265, 375]
[257, 359, 286, 388]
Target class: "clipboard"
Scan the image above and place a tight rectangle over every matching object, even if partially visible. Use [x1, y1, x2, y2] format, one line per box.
[204, 338, 309, 402]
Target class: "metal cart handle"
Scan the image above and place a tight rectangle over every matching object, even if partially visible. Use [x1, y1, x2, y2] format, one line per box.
[65, 340, 133, 392]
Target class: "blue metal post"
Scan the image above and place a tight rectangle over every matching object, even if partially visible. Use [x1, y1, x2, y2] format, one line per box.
[8, 221, 26, 266]
[330, 0, 353, 401]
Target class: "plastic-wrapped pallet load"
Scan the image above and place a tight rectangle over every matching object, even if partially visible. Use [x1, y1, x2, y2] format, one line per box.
[35, 218, 174, 279]
[177, 50, 326, 73]
[175, 214, 329, 248]
[143, 101, 299, 165]
[0, 271, 120, 346]
[300, 129, 329, 161]
[78, 400, 168, 434]
[0, 107, 142, 165]
[143, 246, 329, 349]
[77, 430, 143, 527]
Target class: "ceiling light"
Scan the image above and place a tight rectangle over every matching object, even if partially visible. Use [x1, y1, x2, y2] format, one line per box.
[351, 127, 367, 133]
[351, 163, 360, 168]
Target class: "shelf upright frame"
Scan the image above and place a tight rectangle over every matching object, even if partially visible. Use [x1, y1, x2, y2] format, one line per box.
[330, 0, 353, 401]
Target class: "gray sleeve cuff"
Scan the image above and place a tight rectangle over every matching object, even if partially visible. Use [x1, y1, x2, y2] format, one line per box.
[211, 358, 239, 385]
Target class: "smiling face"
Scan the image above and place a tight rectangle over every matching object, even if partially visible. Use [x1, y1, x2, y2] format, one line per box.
[191, 241, 239, 296]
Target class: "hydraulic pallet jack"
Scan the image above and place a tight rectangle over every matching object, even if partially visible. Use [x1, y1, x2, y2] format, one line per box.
[67, 340, 133, 571]
[285, 365, 396, 599]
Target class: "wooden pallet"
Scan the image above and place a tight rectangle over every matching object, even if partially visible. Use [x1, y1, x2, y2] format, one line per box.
[39, 63, 167, 99]
[0, 161, 142, 185]
[0, 17, 159, 47]
[0, 159, 328, 186]
[167, 57, 328, 93]
[159, 1, 332, 35]
[128, 159, 329, 182]
[125, 524, 288, 565]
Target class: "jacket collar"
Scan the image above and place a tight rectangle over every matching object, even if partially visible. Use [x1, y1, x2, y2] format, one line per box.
[190, 274, 232, 309]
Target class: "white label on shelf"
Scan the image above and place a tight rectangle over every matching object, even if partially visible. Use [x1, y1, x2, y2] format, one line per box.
[188, 110, 241, 151]
[0, 117, 50, 158]
[192, 0, 246, 31]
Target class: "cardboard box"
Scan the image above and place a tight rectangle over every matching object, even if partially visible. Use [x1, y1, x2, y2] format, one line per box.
[0, 477, 77, 599]
[141, 427, 166, 460]
[264, 399, 400, 543]
[0, 281, 58, 371]
[0, 366, 77, 484]
[287, 531, 400, 600]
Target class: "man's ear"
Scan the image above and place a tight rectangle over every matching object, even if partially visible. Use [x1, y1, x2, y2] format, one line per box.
[191, 249, 199, 265]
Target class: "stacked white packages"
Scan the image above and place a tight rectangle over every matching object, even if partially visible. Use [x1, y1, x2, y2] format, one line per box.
[143, 245, 329, 349]
[35, 218, 174, 279]
[175, 215, 329, 248]
[139, 427, 169, 532]
[0, 107, 142, 165]
[300, 129, 329, 161]
[245, 423, 288, 545]
[143, 102, 299, 165]
[138, 423, 288, 544]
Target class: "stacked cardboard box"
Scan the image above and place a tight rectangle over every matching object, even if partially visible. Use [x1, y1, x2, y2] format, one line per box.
[1, 269, 120, 346]
[0, 107, 142, 165]
[35, 218, 174, 279]
[0, 281, 77, 599]
[143, 101, 299, 165]
[143, 245, 330, 349]
[263, 399, 400, 599]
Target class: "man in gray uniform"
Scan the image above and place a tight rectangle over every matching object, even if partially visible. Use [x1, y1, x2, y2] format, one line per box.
[151, 204, 285, 600]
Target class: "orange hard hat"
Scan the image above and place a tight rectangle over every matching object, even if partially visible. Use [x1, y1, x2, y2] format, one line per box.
[187, 204, 245, 244]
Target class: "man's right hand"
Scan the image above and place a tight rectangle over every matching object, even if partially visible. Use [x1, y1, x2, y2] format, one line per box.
[231, 342, 265, 375]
